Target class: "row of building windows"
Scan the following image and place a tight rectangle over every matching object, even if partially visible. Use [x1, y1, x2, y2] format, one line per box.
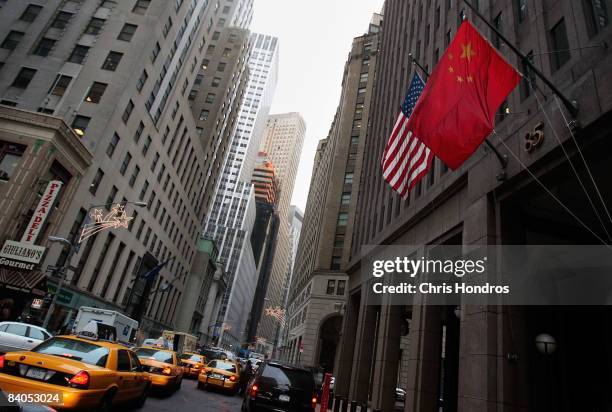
[353, 0, 610, 252]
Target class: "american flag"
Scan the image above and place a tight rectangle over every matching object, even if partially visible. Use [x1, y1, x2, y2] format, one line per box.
[381, 74, 432, 197]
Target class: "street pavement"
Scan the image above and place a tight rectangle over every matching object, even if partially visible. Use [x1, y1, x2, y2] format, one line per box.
[116, 379, 406, 412]
[144, 378, 243, 412]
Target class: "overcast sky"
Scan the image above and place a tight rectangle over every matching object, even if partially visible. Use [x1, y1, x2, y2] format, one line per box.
[251, 0, 385, 211]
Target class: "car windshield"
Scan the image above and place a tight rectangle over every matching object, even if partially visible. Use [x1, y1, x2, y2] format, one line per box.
[261, 364, 315, 391]
[135, 348, 174, 364]
[179, 354, 202, 362]
[32, 337, 109, 367]
[208, 360, 236, 372]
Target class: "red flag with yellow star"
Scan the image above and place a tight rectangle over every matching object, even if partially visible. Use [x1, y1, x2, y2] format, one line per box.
[406, 20, 521, 170]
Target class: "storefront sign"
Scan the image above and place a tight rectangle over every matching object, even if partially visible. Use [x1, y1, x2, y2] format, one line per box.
[0, 240, 46, 264]
[31, 298, 43, 309]
[0, 257, 35, 270]
[21, 180, 63, 244]
[47, 283, 74, 305]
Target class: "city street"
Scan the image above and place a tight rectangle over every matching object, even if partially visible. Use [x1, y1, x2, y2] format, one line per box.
[145, 379, 243, 412]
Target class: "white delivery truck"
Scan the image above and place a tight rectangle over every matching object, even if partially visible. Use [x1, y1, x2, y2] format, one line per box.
[73, 307, 138, 345]
[162, 330, 197, 354]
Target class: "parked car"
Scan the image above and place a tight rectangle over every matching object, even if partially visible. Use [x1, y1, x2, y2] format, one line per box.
[134, 347, 183, 393]
[242, 360, 317, 412]
[198, 359, 241, 394]
[0, 322, 51, 354]
[0, 332, 151, 411]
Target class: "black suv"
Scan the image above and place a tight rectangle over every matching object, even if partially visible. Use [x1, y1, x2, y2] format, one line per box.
[242, 361, 317, 412]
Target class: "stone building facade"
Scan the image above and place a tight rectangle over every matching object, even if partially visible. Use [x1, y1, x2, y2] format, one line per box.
[0, 106, 91, 326]
[0, 0, 253, 335]
[283, 16, 381, 370]
[335, 0, 612, 411]
[255, 112, 305, 353]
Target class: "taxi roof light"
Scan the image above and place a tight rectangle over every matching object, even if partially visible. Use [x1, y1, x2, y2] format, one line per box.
[69, 370, 90, 389]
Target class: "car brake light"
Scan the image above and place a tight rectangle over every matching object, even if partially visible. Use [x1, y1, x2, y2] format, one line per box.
[312, 395, 318, 406]
[69, 371, 90, 389]
[0, 355, 5, 369]
[229, 375, 237, 382]
[162, 367, 172, 375]
[250, 384, 258, 397]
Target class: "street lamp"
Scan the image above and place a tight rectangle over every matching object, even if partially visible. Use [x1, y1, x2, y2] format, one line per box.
[535, 333, 557, 355]
[42, 200, 145, 329]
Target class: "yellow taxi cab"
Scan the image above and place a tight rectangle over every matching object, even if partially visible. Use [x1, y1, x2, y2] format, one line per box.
[134, 347, 183, 392]
[0, 332, 150, 411]
[197, 359, 240, 394]
[178, 353, 206, 378]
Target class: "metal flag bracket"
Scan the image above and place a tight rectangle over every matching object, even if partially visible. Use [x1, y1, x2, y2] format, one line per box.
[484, 139, 508, 181]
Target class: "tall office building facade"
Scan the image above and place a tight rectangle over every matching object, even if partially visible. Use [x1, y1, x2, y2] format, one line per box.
[255, 112, 306, 353]
[333, 1, 612, 411]
[275, 204, 303, 356]
[0, 0, 252, 336]
[204, 33, 279, 349]
[283, 17, 380, 368]
[246, 153, 280, 346]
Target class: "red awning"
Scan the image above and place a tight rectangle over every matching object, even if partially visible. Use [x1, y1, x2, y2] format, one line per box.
[0, 268, 47, 296]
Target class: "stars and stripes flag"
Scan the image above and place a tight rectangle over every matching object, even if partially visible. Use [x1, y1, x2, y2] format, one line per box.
[381, 73, 432, 197]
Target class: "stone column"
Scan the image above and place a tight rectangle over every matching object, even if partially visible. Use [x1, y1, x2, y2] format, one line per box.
[349, 284, 378, 403]
[334, 290, 361, 398]
[404, 304, 443, 411]
[200, 267, 222, 340]
[371, 301, 403, 411]
[457, 194, 501, 410]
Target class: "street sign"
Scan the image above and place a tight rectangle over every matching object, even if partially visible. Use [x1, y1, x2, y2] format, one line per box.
[47, 284, 74, 305]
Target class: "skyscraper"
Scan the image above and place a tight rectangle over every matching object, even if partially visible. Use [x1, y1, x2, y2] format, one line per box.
[246, 152, 280, 346]
[204, 33, 279, 349]
[255, 112, 306, 354]
[333, 1, 612, 411]
[276, 204, 303, 356]
[0, 0, 253, 335]
[283, 15, 380, 369]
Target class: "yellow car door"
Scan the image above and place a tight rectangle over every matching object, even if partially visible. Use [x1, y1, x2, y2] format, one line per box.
[116, 349, 137, 401]
[128, 350, 148, 394]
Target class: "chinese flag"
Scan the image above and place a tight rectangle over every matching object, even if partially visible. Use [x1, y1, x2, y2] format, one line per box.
[406, 20, 521, 169]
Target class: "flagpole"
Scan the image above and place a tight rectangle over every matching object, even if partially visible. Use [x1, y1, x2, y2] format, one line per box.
[409, 53, 508, 179]
[408, 53, 429, 80]
[461, 0, 578, 117]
